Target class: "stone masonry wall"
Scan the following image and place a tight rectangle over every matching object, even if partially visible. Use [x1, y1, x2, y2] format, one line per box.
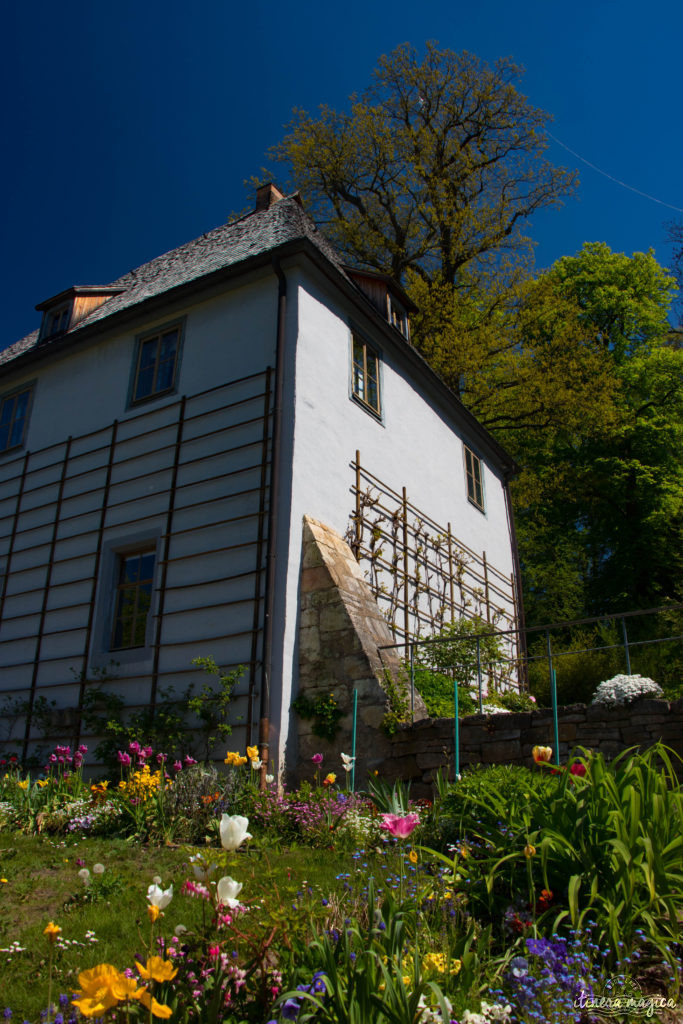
[382, 699, 683, 792]
[294, 515, 426, 783]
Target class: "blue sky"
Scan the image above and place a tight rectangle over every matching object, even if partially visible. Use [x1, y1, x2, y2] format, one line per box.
[2, 0, 682, 349]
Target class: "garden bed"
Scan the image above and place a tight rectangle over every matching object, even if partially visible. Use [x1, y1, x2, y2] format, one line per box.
[1, 742, 681, 1022]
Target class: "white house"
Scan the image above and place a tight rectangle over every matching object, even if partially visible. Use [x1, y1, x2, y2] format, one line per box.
[0, 184, 521, 774]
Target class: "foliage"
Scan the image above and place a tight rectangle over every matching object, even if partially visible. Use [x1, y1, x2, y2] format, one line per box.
[291, 691, 344, 742]
[268, 42, 575, 291]
[81, 659, 243, 771]
[412, 666, 478, 719]
[440, 745, 683, 975]
[2, 744, 682, 1021]
[415, 617, 511, 690]
[380, 669, 412, 736]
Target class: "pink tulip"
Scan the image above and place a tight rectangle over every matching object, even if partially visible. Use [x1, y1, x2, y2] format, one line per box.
[311, 753, 324, 765]
[117, 751, 131, 766]
[380, 813, 420, 838]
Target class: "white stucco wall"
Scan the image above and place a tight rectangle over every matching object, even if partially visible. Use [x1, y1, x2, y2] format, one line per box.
[270, 263, 517, 771]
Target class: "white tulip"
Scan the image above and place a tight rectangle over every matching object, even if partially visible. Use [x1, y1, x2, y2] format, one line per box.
[340, 753, 355, 766]
[147, 882, 173, 909]
[219, 814, 252, 852]
[265, 774, 274, 784]
[250, 758, 263, 770]
[216, 875, 243, 909]
[190, 853, 216, 882]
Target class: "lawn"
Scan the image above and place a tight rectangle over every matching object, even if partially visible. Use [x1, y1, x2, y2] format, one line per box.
[1, 741, 682, 1023]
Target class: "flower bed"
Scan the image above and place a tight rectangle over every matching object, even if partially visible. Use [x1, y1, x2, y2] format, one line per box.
[1, 743, 681, 1022]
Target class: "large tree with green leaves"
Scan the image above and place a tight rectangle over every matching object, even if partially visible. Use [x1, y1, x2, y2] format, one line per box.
[270, 42, 576, 290]
[513, 245, 681, 621]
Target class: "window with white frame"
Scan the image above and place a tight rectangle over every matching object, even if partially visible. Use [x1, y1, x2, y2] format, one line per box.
[0, 386, 33, 454]
[351, 335, 381, 415]
[131, 323, 182, 404]
[464, 446, 485, 511]
[110, 549, 156, 650]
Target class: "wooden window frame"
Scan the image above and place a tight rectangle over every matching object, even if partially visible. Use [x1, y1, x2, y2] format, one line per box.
[464, 446, 485, 512]
[0, 383, 34, 455]
[130, 320, 184, 406]
[351, 334, 382, 417]
[110, 547, 156, 651]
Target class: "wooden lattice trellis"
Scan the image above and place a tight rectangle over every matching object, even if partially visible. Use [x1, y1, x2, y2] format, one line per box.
[346, 452, 520, 670]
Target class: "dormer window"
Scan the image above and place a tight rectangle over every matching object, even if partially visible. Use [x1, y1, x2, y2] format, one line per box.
[36, 285, 125, 343]
[388, 295, 410, 340]
[45, 306, 71, 338]
[344, 267, 416, 342]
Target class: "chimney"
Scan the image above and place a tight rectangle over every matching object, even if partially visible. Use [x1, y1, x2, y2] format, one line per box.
[255, 182, 285, 212]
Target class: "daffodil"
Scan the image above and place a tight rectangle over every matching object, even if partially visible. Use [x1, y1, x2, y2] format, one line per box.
[219, 813, 252, 851]
[135, 956, 178, 983]
[147, 881, 173, 909]
[217, 875, 243, 909]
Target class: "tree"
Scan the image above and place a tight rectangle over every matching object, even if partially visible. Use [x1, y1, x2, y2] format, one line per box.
[512, 246, 682, 621]
[269, 43, 576, 290]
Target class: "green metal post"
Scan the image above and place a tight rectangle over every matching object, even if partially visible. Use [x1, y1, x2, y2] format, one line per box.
[453, 677, 460, 778]
[476, 637, 483, 713]
[351, 689, 358, 791]
[551, 668, 560, 767]
[621, 617, 632, 675]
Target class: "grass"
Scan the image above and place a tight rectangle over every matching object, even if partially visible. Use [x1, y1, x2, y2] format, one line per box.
[0, 834, 349, 1019]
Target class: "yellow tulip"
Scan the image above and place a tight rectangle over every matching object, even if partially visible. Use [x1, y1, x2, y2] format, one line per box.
[532, 745, 552, 764]
[246, 745, 259, 760]
[43, 921, 62, 943]
[524, 843, 536, 859]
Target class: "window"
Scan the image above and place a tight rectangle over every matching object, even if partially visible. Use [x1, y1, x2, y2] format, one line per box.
[351, 335, 381, 415]
[44, 306, 71, 338]
[131, 323, 181, 403]
[464, 446, 485, 511]
[388, 295, 410, 339]
[0, 386, 32, 454]
[111, 549, 156, 650]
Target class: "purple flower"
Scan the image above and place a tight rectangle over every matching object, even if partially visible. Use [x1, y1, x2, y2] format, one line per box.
[311, 753, 324, 765]
[173, 760, 182, 772]
[128, 740, 141, 755]
[156, 753, 167, 765]
[183, 755, 197, 766]
[77, 744, 88, 755]
[117, 751, 131, 766]
[281, 999, 301, 1020]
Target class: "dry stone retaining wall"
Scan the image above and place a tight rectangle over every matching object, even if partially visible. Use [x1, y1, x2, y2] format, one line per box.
[381, 699, 683, 791]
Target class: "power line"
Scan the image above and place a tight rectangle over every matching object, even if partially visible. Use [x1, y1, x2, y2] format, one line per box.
[546, 129, 683, 215]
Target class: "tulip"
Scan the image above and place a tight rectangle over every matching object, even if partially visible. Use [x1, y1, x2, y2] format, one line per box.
[217, 875, 243, 908]
[147, 882, 173, 909]
[250, 758, 263, 770]
[322, 772, 336, 786]
[569, 761, 587, 777]
[219, 814, 252, 852]
[524, 843, 536, 858]
[265, 774, 274, 784]
[117, 750, 131, 766]
[246, 745, 259, 760]
[380, 813, 420, 839]
[532, 745, 552, 764]
[311, 753, 323, 765]
[43, 921, 62, 942]
[190, 853, 216, 882]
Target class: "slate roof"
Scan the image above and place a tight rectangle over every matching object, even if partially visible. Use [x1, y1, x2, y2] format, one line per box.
[1, 195, 349, 368]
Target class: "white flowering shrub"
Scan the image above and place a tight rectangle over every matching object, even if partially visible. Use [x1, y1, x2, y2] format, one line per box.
[591, 673, 663, 707]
